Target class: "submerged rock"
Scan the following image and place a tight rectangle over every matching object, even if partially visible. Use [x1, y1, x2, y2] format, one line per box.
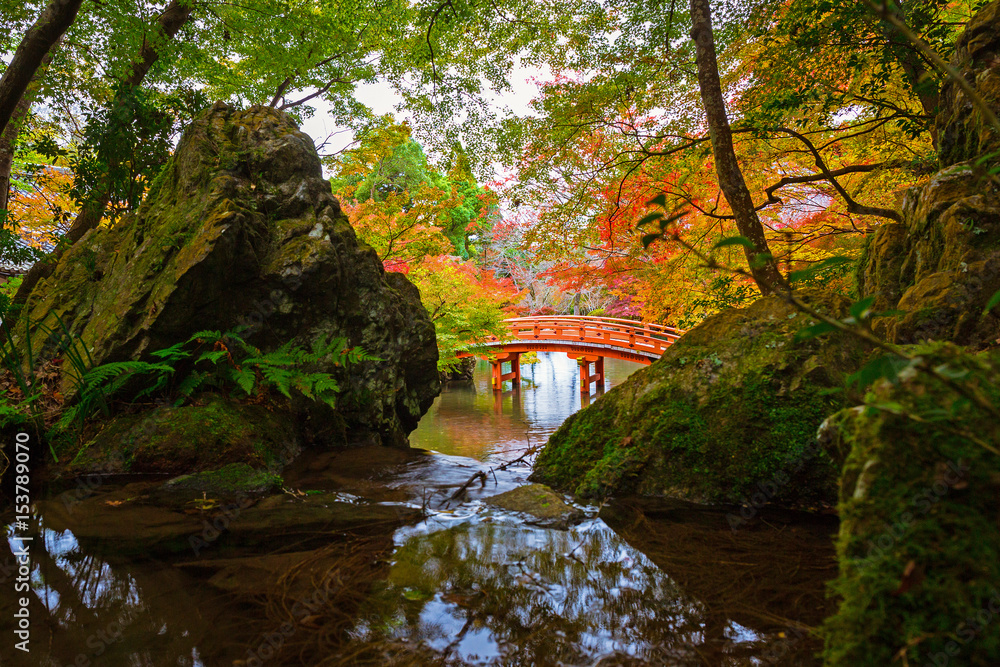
[530, 292, 865, 506]
[483, 483, 585, 528]
[860, 2, 1000, 350]
[17, 103, 439, 452]
[151, 463, 282, 508]
[819, 343, 1000, 666]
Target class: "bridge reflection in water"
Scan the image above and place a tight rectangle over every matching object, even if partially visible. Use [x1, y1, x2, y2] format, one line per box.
[415, 352, 645, 457]
[493, 384, 603, 414]
[462, 316, 683, 394]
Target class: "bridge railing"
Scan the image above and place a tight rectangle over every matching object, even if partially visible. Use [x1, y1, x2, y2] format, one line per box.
[479, 315, 683, 358]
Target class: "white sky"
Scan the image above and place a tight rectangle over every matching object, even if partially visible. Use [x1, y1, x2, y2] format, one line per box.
[299, 60, 549, 171]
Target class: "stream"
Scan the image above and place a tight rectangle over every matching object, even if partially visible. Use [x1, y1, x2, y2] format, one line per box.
[1, 353, 837, 666]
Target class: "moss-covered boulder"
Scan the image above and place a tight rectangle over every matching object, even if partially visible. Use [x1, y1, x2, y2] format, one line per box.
[860, 2, 1000, 350]
[935, 1, 1000, 168]
[483, 483, 585, 528]
[151, 463, 282, 508]
[15, 103, 439, 448]
[530, 292, 865, 506]
[63, 395, 298, 476]
[820, 343, 1000, 666]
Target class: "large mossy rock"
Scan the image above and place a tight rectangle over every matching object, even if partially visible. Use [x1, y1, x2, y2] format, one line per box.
[64, 395, 299, 475]
[820, 344, 1000, 666]
[530, 292, 865, 506]
[935, 1, 1000, 168]
[859, 2, 1000, 350]
[16, 103, 439, 448]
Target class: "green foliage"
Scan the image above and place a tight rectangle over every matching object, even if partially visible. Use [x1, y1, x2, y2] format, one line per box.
[0, 276, 23, 320]
[984, 288, 1000, 314]
[0, 317, 377, 457]
[742, 0, 971, 136]
[407, 257, 513, 371]
[65, 85, 208, 224]
[60, 329, 378, 429]
[675, 275, 760, 330]
[0, 209, 44, 270]
[330, 118, 499, 260]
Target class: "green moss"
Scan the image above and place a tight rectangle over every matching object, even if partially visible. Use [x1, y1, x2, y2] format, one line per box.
[61, 395, 298, 476]
[483, 484, 583, 526]
[158, 462, 282, 500]
[820, 343, 1000, 666]
[531, 292, 864, 506]
[12, 102, 439, 451]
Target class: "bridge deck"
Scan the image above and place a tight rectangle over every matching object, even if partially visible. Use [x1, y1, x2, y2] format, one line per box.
[469, 315, 683, 365]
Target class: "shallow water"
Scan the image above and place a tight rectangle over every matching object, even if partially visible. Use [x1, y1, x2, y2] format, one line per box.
[1, 352, 837, 666]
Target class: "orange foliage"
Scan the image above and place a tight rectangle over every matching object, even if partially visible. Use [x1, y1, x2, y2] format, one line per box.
[9, 166, 76, 250]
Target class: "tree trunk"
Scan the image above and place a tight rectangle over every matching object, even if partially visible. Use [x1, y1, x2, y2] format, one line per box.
[11, 0, 193, 312]
[689, 0, 786, 295]
[879, 0, 939, 127]
[0, 47, 59, 216]
[0, 95, 32, 215]
[0, 0, 84, 136]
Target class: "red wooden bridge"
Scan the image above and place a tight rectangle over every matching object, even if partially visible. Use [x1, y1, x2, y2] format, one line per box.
[461, 316, 684, 393]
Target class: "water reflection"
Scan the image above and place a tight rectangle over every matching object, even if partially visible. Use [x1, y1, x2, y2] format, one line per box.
[327, 503, 832, 666]
[1, 514, 231, 667]
[410, 353, 642, 461]
[337, 513, 718, 665]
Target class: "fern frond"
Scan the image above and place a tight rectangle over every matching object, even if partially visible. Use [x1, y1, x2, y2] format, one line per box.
[294, 376, 314, 399]
[197, 350, 230, 365]
[260, 366, 294, 398]
[150, 341, 191, 362]
[135, 372, 172, 400]
[313, 376, 340, 395]
[231, 367, 256, 396]
[175, 371, 208, 403]
[186, 330, 223, 343]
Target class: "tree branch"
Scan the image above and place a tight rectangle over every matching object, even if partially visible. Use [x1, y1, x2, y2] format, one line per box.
[0, 0, 84, 136]
[777, 127, 903, 222]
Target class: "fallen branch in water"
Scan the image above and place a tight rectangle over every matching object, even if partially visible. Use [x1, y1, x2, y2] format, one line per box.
[441, 470, 488, 506]
[496, 444, 540, 471]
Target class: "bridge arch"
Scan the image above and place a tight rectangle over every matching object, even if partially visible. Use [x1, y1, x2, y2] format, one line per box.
[461, 316, 684, 392]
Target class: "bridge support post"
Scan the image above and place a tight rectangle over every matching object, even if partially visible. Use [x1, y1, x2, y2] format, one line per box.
[571, 353, 605, 394]
[490, 353, 521, 392]
[491, 358, 502, 391]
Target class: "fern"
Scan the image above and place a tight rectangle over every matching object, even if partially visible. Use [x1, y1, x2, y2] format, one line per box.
[150, 340, 192, 363]
[260, 365, 295, 398]
[3, 322, 376, 451]
[230, 366, 256, 395]
[313, 376, 340, 394]
[79, 360, 172, 387]
[175, 370, 209, 403]
[197, 349, 230, 365]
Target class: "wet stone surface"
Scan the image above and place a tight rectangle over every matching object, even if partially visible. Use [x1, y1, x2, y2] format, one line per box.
[482, 483, 586, 529]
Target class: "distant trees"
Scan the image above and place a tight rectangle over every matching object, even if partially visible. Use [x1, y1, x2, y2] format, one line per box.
[330, 118, 500, 267]
[496, 0, 975, 324]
